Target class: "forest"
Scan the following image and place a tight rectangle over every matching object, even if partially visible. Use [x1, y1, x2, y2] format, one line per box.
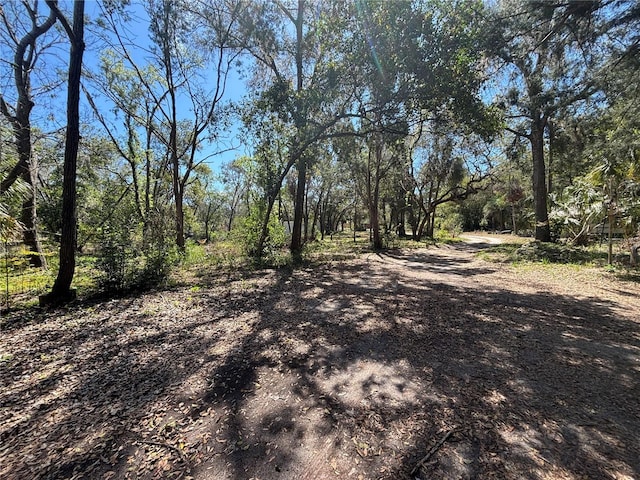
[1, 2, 640, 479]
[0, 0, 638, 305]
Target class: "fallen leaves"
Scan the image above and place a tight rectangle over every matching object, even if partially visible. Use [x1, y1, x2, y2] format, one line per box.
[1, 247, 640, 479]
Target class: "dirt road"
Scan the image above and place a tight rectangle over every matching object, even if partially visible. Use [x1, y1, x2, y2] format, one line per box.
[459, 233, 505, 245]
[1, 238, 639, 479]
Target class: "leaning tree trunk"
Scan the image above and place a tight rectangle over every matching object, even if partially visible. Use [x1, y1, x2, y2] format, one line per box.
[288, 0, 308, 255]
[530, 118, 551, 242]
[256, 193, 277, 257]
[169, 94, 185, 250]
[41, 0, 85, 305]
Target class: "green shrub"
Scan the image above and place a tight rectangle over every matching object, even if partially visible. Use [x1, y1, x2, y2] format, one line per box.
[236, 202, 286, 257]
[439, 212, 464, 238]
[96, 224, 134, 292]
[514, 241, 607, 265]
[139, 239, 179, 287]
[96, 209, 178, 293]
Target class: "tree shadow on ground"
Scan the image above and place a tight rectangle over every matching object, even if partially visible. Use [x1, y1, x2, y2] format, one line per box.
[382, 249, 498, 276]
[1, 250, 638, 479]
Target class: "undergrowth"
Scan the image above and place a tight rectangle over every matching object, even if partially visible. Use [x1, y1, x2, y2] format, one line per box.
[7, 231, 635, 312]
[478, 239, 630, 268]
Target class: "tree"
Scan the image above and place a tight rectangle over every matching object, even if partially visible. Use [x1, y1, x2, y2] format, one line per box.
[403, 114, 494, 240]
[239, 0, 360, 255]
[362, 125, 407, 249]
[239, 102, 291, 256]
[41, 0, 85, 304]
[306, 146, 352, 240]
[97, 0, 243, 251]
[576, 54, 640, 256]
[189, 184, 223, 244]
[0, 1, 60, 267]
[220, 158, 250, 233]
[85, 51, 165, 237]
[487, 1, 613, 242]
[180, 162, 218, 241]
[351, 0, 498, 247]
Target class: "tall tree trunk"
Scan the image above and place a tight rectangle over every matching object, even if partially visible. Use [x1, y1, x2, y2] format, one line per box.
[417, 213, 428, 240]
[126, 117, 143, 221]
[400, 209, 407, 237]
[18, 131, 46, 268]
[369, 188, 382, 249]
[429, 208, 437, 237]
[171, 125, 184, 250]
[0, 4, 57, 268]
[227, 208, 236, 232]
[143, 126, 153, 238]
[428, 181, 441, 237]
[204, 204, 211, 243]
[311, 190, 322, 241]
[290, 154, 307, 254]
[531, 118, 551, 242]
[256, 192, 278, 257]
[381, 199, 389, 233]
[167, 69, 184, 249]
[369, 141, 383, 250]
[154, 0, 185, 251]
[353, 192, 358, 243]
[547, 119, 555, 197]
[43, 0, 85, 304]
[303, 181, 310, 241]
[607, 207, 614, 265]
[289, 0, 306, 255]
[408, 199, 419, 240]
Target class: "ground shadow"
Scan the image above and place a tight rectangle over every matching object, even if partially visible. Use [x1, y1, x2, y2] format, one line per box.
[1, 247, 638, 479]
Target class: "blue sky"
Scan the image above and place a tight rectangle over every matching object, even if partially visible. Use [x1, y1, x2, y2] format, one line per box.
[81, 0, 249, 177]
[0, 0, 248, 178]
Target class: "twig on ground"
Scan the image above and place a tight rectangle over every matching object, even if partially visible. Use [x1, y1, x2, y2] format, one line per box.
[138, 440, 189, 464]
[410, 428, 457, 475]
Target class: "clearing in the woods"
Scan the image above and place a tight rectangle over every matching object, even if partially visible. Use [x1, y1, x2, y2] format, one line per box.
[1, 235, 639, 479]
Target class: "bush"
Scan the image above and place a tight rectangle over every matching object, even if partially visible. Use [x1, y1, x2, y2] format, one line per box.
[236, 202, 286, 257]
[442, 213, 464, 238]
[139, 210, 179, 286]
[139, 239, 179, 287]
[514, 241, 602, 264]
[96, 209, 178, 293]
[96, 225, 135, 292]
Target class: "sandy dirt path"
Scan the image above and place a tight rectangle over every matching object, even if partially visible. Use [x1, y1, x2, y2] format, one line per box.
[1, 237, 639, 479]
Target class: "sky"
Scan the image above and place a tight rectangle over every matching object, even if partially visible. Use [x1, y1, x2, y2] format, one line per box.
[80, 0, 250, 176]
[0, 0, 250, 179]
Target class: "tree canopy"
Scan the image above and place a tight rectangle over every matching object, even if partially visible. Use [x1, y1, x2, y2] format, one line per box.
[0, 0, 638, 302]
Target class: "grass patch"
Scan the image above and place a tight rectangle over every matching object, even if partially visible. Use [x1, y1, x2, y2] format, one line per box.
[0, 352, 14, 362]
[475, 243, 522, 263]
[477, 240, 626, 267]
[614, 270, 640, 282]
[433, 234, 465, 245]
[0, 250, 100, 311]
[515, 241, 610, 265]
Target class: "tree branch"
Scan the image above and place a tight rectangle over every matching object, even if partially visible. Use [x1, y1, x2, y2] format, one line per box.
[505, 126, 530, 139]
[45, 0, 74, 42]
